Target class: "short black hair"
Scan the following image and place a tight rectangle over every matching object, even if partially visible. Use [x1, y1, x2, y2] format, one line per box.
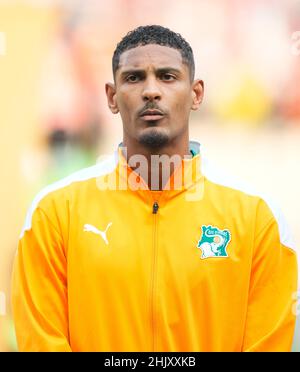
[112, 25, 195, 81]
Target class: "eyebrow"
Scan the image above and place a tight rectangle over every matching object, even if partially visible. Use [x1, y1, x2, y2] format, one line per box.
[119, 67, 182, 79]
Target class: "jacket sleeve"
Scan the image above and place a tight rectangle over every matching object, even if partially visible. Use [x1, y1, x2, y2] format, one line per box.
[12, 204, 71, 352]
[242, 200, 298, 352]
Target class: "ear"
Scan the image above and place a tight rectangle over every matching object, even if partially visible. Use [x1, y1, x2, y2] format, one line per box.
[105, 82, 119, 114]
[191, 79, 204, 111]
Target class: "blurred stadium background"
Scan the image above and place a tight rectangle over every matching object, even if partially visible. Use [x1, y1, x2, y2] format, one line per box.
[0, 0, 299, 351]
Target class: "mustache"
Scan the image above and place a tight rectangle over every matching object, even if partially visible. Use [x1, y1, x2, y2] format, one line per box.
[138, 102, 166, 116]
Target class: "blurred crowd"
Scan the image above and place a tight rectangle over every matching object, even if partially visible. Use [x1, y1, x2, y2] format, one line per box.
[38, 0, 300, 171]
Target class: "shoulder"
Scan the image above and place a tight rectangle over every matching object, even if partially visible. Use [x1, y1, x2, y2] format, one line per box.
[201, 153, 296, 251]
[20, 154, 117, 238]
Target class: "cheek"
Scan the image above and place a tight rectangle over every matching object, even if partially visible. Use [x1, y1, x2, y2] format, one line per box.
[117, 90, 138, 116]
[169, 89, 193, 113]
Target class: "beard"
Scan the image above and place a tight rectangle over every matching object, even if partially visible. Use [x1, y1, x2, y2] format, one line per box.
[138, 127, 169, 149]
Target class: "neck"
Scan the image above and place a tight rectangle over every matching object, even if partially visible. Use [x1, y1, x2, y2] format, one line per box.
[122, 133, 190, 190]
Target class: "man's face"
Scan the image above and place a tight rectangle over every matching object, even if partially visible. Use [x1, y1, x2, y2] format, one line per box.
[106, 44, 203, 148]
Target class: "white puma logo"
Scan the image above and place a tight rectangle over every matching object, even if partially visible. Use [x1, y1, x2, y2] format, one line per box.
[83, 222, 112, 245]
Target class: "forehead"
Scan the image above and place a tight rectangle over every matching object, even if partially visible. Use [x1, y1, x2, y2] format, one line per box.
[118, 44, 185, 71]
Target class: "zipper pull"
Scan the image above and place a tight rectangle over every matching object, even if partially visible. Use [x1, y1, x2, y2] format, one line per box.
[152, 201, 159, 214]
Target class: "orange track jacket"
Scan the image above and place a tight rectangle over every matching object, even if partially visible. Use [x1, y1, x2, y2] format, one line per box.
[12, 141, 298, 351]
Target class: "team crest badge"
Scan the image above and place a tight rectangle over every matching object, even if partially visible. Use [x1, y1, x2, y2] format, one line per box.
[197, 225, 231, 259]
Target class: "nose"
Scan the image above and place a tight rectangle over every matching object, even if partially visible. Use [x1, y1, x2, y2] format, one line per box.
[142, 77, 161, 102]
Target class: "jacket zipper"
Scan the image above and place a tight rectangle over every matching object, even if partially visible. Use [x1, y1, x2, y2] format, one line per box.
[150, 201, 159, 351]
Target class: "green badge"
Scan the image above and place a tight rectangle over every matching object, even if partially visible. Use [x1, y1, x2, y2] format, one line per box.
[197, 225, 231, 259]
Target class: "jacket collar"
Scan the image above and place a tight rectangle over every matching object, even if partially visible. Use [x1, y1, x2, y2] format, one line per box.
[113, 141, 203, 205]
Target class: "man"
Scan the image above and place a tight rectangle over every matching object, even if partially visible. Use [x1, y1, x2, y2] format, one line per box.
[12, 25, 298, 352]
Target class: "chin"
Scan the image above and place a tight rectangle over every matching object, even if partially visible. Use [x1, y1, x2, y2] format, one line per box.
[138, 128, 170, 149]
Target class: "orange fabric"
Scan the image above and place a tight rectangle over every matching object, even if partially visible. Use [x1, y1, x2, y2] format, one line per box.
[12, 147, 298, 351]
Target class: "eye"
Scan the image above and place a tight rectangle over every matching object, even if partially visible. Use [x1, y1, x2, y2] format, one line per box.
[126, 74, 140, 83]
[161, 73, 176, 81]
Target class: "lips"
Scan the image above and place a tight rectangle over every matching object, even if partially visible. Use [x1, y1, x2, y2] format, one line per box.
[140, 109, 165, 121]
